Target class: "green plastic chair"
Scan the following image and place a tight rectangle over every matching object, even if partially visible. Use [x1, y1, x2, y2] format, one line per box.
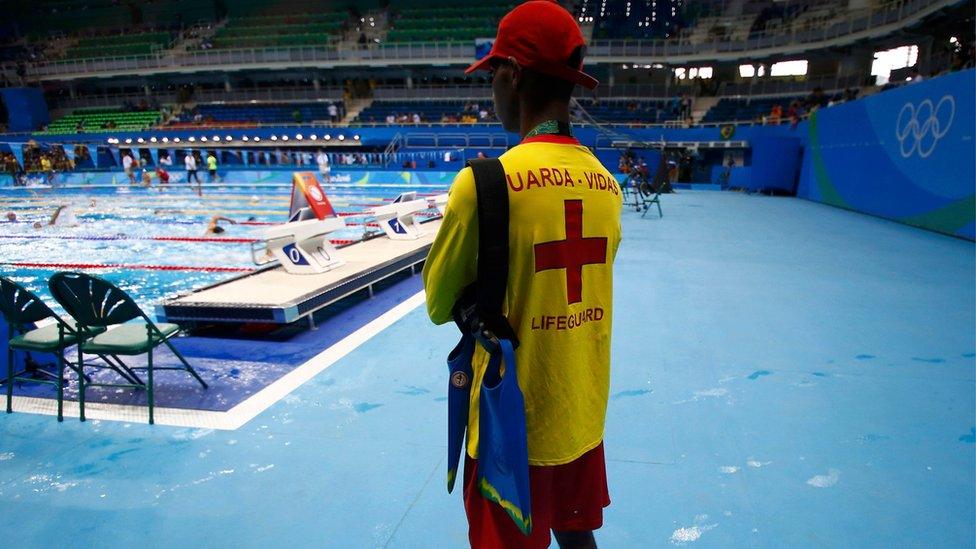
[48, 272, 208, 424]
[0, 276, 142, 421]
[638, 179, 663, 219]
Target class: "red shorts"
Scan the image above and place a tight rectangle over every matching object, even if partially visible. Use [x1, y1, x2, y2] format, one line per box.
[463, 442, 610, 548]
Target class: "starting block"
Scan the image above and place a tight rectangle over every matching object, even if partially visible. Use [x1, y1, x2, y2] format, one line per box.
[261, 217, 346, 274]
[252, 172, 347, 274]
[428, 193, 449, 215]
[371, 192, 428, 240]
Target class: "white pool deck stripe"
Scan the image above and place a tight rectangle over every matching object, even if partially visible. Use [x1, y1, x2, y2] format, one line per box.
[7, 290, 427, 430]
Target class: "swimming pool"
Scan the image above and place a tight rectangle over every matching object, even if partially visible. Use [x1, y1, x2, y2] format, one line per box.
[0, 183, 448, 317]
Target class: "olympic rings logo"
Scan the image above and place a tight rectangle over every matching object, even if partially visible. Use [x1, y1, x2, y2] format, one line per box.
[895, 95, 955, 159]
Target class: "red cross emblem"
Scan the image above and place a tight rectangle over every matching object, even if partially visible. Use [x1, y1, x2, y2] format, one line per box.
[534, 200, 608, 304]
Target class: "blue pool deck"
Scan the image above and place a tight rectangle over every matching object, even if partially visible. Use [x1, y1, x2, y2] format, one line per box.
[1, 191, 973, 548]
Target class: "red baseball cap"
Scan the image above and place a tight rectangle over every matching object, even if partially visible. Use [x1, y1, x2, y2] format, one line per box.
[465, 0, 599, 90]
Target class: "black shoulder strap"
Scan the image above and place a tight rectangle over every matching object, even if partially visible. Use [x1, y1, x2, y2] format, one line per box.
[468, 158, 508, 317]
[457, 158, 519, 349]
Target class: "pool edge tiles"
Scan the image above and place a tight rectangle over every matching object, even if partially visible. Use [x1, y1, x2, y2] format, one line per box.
[5, 290, 426, 430]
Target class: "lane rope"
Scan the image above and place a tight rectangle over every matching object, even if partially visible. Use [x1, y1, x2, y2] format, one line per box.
[0, 234, 358, 246]
[6, 262, 257, 273]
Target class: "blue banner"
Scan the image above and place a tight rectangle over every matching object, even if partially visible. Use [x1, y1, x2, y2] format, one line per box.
[798, 69, 975, 239]
[10, 144, 23, 171]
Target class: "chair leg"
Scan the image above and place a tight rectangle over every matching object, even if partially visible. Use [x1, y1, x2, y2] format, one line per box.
[6, 345, 13, 414]
[98, 354, 144, 386]
[164, 339, 208, 389]
[656, 198, 662, 218]
[147, 347, 154, 425]
[56, 351, 64, 422]
[77, 345, 86, 422]
[63, 349, 92, 384]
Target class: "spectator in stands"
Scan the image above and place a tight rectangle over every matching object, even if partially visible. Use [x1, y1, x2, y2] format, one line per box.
[385, 113, 395, 124]
[668, 95, 681, 118]
[39, 155, 53, 184]
[768, 104, 783, 124]
[122, 152, 137, 184]
[681, 94, 693, 120]
[328, 103, 339, 123]
[788, 100, 804, 129]
[207, 151, 219, 182]
[0, 154, 16, 174]
[806, 87, 827, 109]
[412, 113, 421, 124]
[293, 109, 303, 123]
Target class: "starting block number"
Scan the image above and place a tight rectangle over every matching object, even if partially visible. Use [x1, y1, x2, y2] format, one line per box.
[283, 243, 309, 266]
[388, 218, 406, 235]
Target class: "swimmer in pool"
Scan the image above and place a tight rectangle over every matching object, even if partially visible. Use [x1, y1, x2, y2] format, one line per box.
[5, 211, 16, 222]
[206, 215, 236, 235]
[32, 205, 77, 229]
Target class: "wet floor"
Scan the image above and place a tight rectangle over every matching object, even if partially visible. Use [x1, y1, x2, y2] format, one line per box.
[1, 191, 973, 548]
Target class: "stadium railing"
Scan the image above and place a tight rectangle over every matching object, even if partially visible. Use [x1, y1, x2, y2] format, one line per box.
[717, 74, 864, 97]
[47, 87, 347, 112]
[12, 0, 955, 79]
[47, 74, 860, 115]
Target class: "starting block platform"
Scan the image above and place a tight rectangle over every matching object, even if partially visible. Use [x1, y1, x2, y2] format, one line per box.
[160, 218, 440, 324]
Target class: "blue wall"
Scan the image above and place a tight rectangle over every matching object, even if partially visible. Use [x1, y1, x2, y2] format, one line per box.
[797, 69, 975, 240]
[750, 137, 801, 193]
[0, 316, 28, 378]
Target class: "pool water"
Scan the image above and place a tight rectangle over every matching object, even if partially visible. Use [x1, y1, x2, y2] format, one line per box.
[0, 183, 447, 317]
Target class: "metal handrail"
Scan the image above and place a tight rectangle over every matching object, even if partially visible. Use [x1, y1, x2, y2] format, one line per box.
[11, 0, 953, 79]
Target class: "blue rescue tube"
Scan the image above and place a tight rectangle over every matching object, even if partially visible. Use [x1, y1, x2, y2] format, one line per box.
[477, 338, 532, 535]
[446, 333, 476, 493]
